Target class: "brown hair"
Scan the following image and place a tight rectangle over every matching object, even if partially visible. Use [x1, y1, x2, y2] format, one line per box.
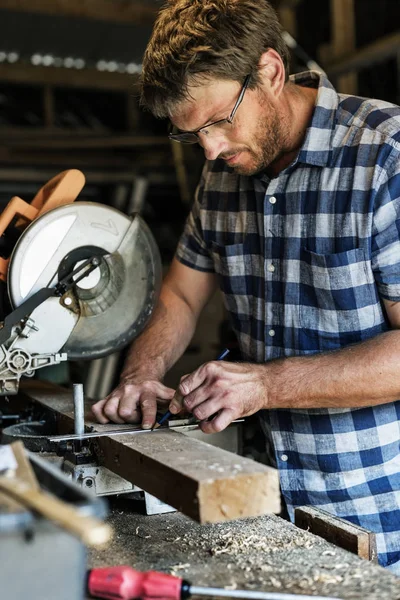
[140, 0, 290, 118]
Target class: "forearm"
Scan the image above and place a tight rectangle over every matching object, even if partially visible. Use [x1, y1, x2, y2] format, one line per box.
[266, 330, 400, 409]
[121, 283, 197, 382]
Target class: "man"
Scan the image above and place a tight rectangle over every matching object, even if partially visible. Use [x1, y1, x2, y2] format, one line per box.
[92, 0, 400, 572]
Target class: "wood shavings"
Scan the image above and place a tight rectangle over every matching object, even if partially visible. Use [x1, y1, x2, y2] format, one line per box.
[313, 573, 344, 585]
[269, 577, 282, 589]
[90, 506, 400, 600]
[170, 563, 190, 571]
[135, 526, 151, 539]
[223, 582, 237, 590]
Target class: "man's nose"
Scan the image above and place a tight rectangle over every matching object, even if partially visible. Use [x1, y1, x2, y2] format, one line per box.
[199, 134, 226, 161]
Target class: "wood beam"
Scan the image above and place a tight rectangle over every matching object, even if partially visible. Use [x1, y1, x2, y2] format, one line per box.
[325, 31, 400, 78]
[5, 134, 170, 149]
[0, 1, 158, 26]
[20, 382, 281, 524]
[0, 149, 170, 169]
[0, 63, 137, 92]
[0, 167, 177, 185]
[319, 0, 357, 94]
[331, 0, 357, 94]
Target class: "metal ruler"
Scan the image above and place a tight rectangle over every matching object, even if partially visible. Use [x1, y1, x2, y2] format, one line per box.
[49, 419, 244, 443]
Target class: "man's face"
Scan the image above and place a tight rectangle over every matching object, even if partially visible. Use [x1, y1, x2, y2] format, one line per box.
[170, 77, 287, 176]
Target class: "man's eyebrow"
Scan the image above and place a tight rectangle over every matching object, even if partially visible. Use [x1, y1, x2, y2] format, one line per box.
[176, 104, 229, 133]
[176, 113, 221, 134]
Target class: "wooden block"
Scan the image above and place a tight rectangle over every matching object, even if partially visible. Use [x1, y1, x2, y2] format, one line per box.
[96, 429, 280, 523]
[295, 505, 377, 562]
[19, 381, 281, 523]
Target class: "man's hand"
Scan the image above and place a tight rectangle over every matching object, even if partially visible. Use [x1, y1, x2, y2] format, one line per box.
[91, 378, 175, 429]
[169, 361, 268, 433]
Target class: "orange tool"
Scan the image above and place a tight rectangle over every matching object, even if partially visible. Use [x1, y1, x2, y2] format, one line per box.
[0, 169, 85, 281]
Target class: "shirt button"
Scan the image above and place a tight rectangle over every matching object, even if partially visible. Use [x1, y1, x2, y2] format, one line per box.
[267, 263, 275, 272]
[281, 454, 288, 462]
[268, 329, 275, 337]
[269, 196, 277, 204]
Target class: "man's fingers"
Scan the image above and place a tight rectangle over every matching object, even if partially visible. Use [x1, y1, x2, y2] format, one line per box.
[169, 389, 185, 414]
[140, 392, 158, 429]
[102, 395, 127, 424]
[199, 408, 236, 434]
[91, 398, 110, 424]
[153, 382, 176, 399]
[92, 380, 184, 426]
[191, 397, 224, 422]
[179, 365, 208, 397]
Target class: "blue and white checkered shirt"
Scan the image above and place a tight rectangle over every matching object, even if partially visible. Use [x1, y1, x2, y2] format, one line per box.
[175, 71, 400, 569]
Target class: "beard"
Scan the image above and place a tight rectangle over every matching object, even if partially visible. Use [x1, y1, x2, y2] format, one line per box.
[223, 99, 288, 177]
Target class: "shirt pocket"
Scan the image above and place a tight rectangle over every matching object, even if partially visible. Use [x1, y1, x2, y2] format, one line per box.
[210, 242, 251, 322]
[299, 247, 381, 340]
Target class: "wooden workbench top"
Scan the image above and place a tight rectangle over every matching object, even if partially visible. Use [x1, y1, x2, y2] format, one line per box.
[88, 500, 400, 600]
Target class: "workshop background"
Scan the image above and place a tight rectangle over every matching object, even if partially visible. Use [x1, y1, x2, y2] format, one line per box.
[0, 0, 399, 459]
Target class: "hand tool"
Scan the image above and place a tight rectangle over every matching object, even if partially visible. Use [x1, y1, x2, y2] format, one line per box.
[87, 565, 340, 600]
[152, 348, 230, 430]
[0, 441, 113, 547]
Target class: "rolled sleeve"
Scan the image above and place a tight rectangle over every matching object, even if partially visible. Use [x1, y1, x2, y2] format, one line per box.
[372, 151, 400, 301]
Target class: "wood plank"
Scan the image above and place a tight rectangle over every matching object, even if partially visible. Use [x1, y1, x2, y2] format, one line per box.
[0, 150, 171, 169]
[19, 381, 281, 523]
[295, 505, 378, 562]
[6, 134, 170, 150]
[0, 1, 158, 26]
[0, 167, 177, 185]
[0, 63, 138, 91]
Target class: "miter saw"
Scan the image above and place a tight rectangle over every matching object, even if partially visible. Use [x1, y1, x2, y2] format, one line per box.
[0, 171, 241, 515]
[0, 169, 161, 395]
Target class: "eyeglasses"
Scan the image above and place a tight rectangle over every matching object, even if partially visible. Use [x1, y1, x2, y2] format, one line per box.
[169, 74, 251, 145]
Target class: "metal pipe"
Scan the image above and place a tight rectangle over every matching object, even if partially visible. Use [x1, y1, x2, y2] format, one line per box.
[189, 587, 339, 600]
[73, 383, 85, 437]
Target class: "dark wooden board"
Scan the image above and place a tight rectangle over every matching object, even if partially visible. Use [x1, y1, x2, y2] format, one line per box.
[295, 505, 378, 562]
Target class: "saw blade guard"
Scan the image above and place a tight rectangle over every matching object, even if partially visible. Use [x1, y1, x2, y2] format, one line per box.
[7, 202, 162, 360]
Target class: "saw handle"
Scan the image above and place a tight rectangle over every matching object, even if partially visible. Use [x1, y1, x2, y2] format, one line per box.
[30, 169, 85, 216]
[0, 169, 85, 282]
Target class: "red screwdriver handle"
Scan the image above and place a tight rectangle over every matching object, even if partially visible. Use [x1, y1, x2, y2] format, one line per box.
[88, 566, 184, 600]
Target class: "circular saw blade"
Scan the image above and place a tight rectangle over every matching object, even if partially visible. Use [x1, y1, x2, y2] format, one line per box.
[8, 202, 162, 359]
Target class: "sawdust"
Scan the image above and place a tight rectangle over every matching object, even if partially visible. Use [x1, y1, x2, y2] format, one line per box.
[87, 500, 400, 600]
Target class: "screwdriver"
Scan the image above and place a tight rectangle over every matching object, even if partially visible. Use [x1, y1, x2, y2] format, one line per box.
[152, 348, 230, 430]
[87, 565, 340, 600]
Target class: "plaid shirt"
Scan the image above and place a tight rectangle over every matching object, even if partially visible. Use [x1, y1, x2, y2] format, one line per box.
[175, 71, 400, 569]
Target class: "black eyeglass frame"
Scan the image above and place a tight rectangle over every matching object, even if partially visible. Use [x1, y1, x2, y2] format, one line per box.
[168, 74, 251, 144]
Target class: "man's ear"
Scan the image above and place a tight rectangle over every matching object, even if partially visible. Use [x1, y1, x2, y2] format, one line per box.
[258, 49, 286, 98]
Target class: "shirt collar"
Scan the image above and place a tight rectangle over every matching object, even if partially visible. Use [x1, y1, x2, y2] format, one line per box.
[290, 70, 339, 168]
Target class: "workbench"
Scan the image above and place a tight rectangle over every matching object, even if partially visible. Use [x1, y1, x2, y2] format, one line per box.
[5, 383, 400, 599]
[88, 500, 400, 600]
